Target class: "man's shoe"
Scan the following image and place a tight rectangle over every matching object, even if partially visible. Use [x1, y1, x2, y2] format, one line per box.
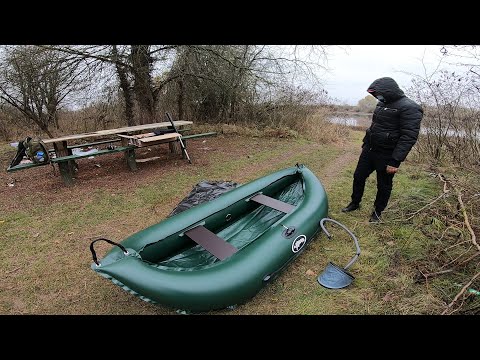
[369, 210, 382, 223]
[342, 202, 360, 213]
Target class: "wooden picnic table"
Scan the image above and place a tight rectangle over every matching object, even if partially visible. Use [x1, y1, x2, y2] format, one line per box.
[41, 121, 193, 144]
[44, 121, 193, 186]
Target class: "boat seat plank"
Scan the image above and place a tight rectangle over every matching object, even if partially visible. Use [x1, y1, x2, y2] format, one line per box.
[250, 194, 296, 213]
[185, 226, 238, 260]
[119, 132, 181, 147]
[137, 132, 180, 144]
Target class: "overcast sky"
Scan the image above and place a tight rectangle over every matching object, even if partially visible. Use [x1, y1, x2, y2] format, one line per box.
[318, 45, 449, 105]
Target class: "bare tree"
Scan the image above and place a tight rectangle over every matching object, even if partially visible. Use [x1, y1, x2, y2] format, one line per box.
[405, 53, 480, 165]
[356, 95, 377, 113]
[440, 46, 480, 71]
[0, 45, 89, 137]
[43, 45, 180, 125]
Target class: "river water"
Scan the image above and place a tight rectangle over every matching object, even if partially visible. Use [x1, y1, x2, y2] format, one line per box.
[328, 114, 371, 128]
[328, 114, 480, 139]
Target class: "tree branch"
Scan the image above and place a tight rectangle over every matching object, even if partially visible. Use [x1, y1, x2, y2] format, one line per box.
[40, 45, 131, 70]
[456, 188, 480, 252]
[442, 270, 480, 315]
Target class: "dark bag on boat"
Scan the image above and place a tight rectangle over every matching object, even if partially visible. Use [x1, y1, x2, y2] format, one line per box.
[169, 180, 238, 217]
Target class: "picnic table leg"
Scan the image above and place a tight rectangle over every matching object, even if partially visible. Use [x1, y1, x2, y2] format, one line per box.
[121, 138, 137, 171]
[169, 141, 182, 155]
[53, 141, 74, 186]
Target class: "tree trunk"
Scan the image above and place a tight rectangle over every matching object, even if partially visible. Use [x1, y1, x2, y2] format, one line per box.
[118, 70, 134, 126]
[112, 45, 135, 126]
[131, 45, 155, 124]
[178, 79, 184, 120]
[46, 101, 59, 130]
[175, 47, 192, 121]
[54, 112, 59, 129]
[229, 92, 236, 120]
[40, 123, 53, 138]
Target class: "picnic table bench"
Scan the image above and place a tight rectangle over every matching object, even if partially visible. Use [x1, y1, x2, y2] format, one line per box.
[6, 160, 51, 172]
[50, 145, 136, 163]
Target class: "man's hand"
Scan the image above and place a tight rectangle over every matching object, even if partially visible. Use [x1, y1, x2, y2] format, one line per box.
[386, 165, 398, 174]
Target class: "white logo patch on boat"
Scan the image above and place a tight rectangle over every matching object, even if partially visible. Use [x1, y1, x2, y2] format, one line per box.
[291, 235, 307, 253]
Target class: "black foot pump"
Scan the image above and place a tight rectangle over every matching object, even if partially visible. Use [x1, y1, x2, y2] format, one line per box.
[317, 218, 361, 289]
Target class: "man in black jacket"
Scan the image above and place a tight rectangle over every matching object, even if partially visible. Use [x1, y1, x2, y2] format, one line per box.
[342, 77, 424, 222]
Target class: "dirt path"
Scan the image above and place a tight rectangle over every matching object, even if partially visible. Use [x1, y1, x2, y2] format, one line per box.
[220, 136, 360, 190]
[319, 141, 359, 189]
[224, 141, 324, 183]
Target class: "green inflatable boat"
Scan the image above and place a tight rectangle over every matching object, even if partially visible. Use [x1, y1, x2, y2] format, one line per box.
[90, 164, 328, 312]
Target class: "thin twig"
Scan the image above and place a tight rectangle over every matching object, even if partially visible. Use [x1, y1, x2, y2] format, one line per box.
[442, 270, 480, 315]
[6, 266, 22, 274]
[417, 268, 453, 282]
[444, 239, 470, 252]
[393, 193, 446, 221]
[457, 251, 480, 266]
[439, 245, 473, 270]
[448, 298, 467, 315]
[389, 172, 450, 224]
[404, 193, 448, 221]
[425, 269, 454, 278]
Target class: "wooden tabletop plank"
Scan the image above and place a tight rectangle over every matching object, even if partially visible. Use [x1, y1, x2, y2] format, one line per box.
[42, 121, 193, 144]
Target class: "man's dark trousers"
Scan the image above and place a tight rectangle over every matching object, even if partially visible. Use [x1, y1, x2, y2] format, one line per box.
[351, 148, 395, 213]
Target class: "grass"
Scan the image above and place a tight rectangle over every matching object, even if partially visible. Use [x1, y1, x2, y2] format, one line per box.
[0, 129, 464, 315]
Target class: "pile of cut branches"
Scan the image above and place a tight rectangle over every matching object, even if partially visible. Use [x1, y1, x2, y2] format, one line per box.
[392, 166, 480, 314]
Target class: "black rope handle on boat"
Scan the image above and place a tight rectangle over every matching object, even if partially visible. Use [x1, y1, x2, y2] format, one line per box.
[90, 238, 128, 266]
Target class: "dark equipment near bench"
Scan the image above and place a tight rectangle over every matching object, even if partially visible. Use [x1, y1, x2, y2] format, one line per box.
[9, 138, 29, 168]
[9, 137, 50, 168]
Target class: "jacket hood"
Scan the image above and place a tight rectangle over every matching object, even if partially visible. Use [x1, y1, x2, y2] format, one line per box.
[367, 77, 405, 103]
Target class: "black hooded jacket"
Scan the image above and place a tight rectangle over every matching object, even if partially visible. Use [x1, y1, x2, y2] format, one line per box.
[363, 77, 423, 167]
